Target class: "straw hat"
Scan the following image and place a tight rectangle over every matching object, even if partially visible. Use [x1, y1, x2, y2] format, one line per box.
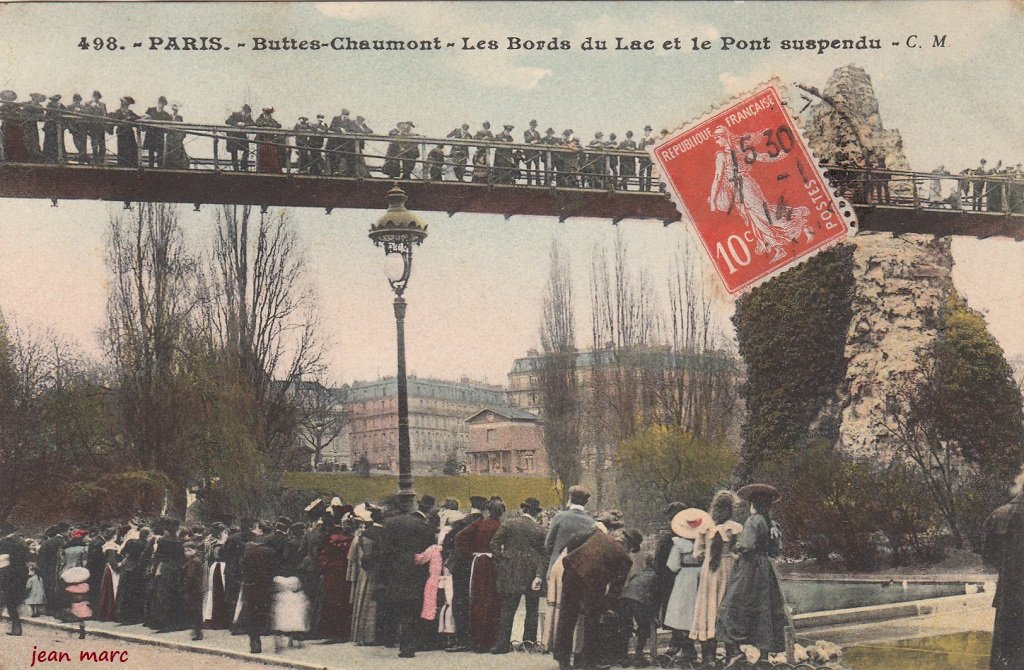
[671, 508, 712, 540]
[61, 566, 90, 584]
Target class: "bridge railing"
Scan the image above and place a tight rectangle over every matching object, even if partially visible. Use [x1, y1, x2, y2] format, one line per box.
[1, 105, 1022, 215]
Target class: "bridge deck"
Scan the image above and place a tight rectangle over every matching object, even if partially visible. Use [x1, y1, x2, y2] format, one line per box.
[1, 162, 1022, 240]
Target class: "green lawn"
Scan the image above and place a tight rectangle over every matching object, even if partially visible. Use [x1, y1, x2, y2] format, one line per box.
[283, 472, 564, 508]
[845, 632, 991, 670]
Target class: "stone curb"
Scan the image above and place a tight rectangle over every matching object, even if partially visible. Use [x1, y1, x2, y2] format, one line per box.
[792, 592, 990, 629]
[4, 616, 329, 670]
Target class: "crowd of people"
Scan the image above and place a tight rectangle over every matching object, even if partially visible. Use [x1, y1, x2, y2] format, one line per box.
[0, 483, 791, 669]
[0, 90, 667, 191]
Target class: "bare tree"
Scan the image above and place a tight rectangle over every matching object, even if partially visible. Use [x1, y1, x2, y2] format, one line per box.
[294, 377, 346, 471]
[205, 205, 323, 471]
[538, 240, 582, 496]
[105, 202, 198, 516]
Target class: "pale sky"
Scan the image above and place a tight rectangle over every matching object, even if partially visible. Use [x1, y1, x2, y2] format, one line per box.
[0, 1, 1021, 385]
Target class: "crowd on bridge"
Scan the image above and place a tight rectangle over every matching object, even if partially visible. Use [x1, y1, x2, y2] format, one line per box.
[0, 484, 795, 669]
[3, 88, 1021, 212]
[0, 89, 668, 191]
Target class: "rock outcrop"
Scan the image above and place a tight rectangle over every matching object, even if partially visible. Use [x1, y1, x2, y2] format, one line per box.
[802, 65, 957, 460]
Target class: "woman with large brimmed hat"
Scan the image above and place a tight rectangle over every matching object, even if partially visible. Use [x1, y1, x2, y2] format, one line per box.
[689, 490, 744, 663]
[662, 508, 712, 663]
[717, 484, 788, 668]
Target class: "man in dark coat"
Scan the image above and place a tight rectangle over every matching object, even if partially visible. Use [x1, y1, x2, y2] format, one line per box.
[984, 477, 1024, 670]
[224, 104, 253, 171]
[545, 485, 596, 571]
[489, 497, 546, 653]
[223, 518, 256, 630]
[446, 124, 471, 181]
[654, 501, 687, 654]
[442, 495, 486, 652]
[379, 509, 436, 658]
[36, 525, 65, 615]
[0, 526, 30, 636]
[554, 528, 641, 670]
[41, 94, 66, 163]
[142, 96, 172, 167]
[239, 532, 280, 654]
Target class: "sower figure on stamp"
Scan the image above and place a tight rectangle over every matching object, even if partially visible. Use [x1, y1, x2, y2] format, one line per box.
[224, 103, 253, 172]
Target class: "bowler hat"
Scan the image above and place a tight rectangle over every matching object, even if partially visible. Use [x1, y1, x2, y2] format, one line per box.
[121, 96, 135, 105]
[738, 483, 782, 503]
[568, 484, 591, 497]
[521, 497, 542, 511]
[0, 90, 17, 102]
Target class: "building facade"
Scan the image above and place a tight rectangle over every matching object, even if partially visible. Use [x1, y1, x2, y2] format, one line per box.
[344, 375, 505, 475]
[466, 406, 547, 476]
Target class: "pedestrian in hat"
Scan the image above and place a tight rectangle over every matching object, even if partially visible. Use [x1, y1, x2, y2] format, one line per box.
[397, 121, 419, 180]
[238, 527, 279, 654]
[379, 499, 437, 658]
[446, 123, 472, 181]
[293, 116, 313, 174]
[455, 499, 505, 651]
[224, 103, 253, 171]
[539, 126, 559, 185]
[0, 524, 30, 635]
[142, 95, 172, 167]
[475, 120, 493, 141]
[663, 508, 713, 663]
[254, 107, 282, 173]
[546, 485, 596, 571]
[41, 94, 66, 163]
[108, 95, 140, 167]
[690, 490, 743, 664]
[984, 468, 1024, 670]
[441, 495, 487, 652]
[427, 143, 446, 182]
[523, 119, 542, 185]
[146, 517, 187, 633]
[353, 114, 372, 176]
[559, 129, 581, 187]
[717, 484, 788, 667]
[163, 102, 189, 169]
[350, 503, 385, 645]
[64, 93, 89, 164]
[585, 131, 608, 189]
[223, 518, 257, 627]
[493, 123, 516, 184]
[653, 501, 687, 655]
[22, 93, 47, 162]
[489, 497, 546, 653]
[638, 125, 655, 190]
[0, 91, 32, 163]
[309, 113, 328, 175]
[83, 90, 108, 165]
[618, 130, 638, 189]
[316, 515, 354, 643]
[553, 524, 640, 670]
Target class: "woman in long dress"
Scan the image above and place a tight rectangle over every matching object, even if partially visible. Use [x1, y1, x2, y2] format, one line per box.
[707, 124, 813, 262]
[115, 528, 148, 624]
[163, 104, 189, 169]
[316, 521, 354, 641]
[717, 484, 789, 668]
[690, 491, 744, 664]
[349, 507, 384, 645]
[108, 97, 140, 167]
[146, 519, 187, 632]
[455, 500, 504, 651]
[254, 108, 282, 173]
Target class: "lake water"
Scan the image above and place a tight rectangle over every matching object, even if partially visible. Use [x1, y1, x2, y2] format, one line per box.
[782, 579, 974, 614]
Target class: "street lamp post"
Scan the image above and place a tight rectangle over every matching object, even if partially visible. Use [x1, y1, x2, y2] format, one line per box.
[369, 186, 428, 513]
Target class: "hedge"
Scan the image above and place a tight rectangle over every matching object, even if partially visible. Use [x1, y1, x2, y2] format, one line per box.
[283, 472, 563, 509]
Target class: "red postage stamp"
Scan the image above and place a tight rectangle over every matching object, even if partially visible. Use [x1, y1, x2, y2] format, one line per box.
[652, 82, 855, 295]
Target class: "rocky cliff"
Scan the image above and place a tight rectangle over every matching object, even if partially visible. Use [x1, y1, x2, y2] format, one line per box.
[802, 66, 956, 459]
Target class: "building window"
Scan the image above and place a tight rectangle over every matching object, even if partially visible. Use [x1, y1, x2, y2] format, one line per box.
[486, 428, 496, 443]
[524, 452, 535, 471]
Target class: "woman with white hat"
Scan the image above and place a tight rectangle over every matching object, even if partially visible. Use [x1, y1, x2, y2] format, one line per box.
[662, 507, 712, 664]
